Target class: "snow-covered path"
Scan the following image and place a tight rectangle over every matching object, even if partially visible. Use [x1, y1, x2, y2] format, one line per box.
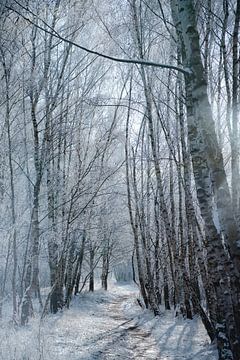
[0, 283, 217, 359]
[90, 295, 160, 359]
[41, 283, 217, 360]
[45, 285, 160, 359]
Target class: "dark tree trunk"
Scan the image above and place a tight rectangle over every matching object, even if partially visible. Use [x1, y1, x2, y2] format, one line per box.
[89, 246, 95, 292]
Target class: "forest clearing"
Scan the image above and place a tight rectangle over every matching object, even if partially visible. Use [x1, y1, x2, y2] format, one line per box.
[0, 0, 240, 359]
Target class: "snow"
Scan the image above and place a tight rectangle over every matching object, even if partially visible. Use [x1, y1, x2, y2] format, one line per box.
[121, 286, 218, 360]
[236, 240, 240, 248]
[0, 282, 218, 359]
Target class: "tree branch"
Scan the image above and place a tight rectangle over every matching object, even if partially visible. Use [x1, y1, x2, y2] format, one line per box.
[6, 1, 191, 75]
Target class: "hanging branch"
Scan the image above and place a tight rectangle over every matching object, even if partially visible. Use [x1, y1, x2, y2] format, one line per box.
[6, 1, 191, 75]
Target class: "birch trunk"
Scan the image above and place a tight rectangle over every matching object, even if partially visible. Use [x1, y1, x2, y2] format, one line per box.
[125, 77, 149, 308]
[231, 0, 240, 219]
[170, 0, 240, 357]
[1, 50, 18, 321]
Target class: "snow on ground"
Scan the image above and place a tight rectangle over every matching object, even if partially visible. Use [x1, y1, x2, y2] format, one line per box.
[0, 282, 218, 359]
[122, 289, 218, 360]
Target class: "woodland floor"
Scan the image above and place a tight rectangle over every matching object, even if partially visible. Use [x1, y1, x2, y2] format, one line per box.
[0, 283, 218, 359]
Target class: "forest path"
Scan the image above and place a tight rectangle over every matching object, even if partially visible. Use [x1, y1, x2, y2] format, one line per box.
[90, 294, 160, 359]
[46, 283, 160, 359]
[45, 283, 217, 360]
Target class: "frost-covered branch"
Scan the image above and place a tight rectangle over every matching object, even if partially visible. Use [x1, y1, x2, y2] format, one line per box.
[6, 1, 191, 75]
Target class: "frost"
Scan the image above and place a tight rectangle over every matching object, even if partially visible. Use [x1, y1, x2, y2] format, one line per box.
[212, 206, 221, 234]
[0, 282, 218, 360]
[221, 349, 233, 358]
[218, 332, 228, 340]
[236, 240, 240, 248]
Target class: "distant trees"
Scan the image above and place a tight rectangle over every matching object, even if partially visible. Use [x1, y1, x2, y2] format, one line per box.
[0, 0, 128, 324]
[0, 0, 240, 359]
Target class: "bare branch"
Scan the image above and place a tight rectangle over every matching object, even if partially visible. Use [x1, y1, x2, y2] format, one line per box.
[6, 1, 191, 75]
